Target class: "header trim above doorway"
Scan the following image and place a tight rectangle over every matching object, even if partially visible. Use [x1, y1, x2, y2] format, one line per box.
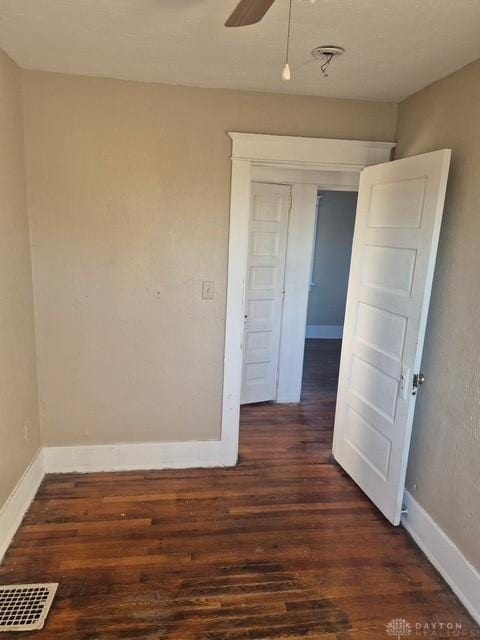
[220, 133, 395, 466]
[229, 132, 395, 171]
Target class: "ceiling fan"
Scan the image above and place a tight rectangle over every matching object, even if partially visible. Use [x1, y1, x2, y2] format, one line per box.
[225, 0, 275, 27]
[225, 0, 317, 27]
[225, 0, 278, 27]
[225, 0, 339, 82]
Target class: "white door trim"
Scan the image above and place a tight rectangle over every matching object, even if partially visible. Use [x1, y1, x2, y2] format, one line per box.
[276, 182, 319, 403]
[222, 133, 395, 464]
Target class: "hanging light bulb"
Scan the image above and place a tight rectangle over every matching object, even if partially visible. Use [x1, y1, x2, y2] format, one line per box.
[281, 0, 293, 81]
[282, 63, 291, 81]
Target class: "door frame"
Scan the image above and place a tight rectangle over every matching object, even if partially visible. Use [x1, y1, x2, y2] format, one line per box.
[250, 167, 358, 404]
[220, 133, 395, 465]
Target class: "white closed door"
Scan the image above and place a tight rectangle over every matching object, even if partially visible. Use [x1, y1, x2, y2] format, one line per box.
[241, 182, 291, 405]
[333, 149, 451, 525]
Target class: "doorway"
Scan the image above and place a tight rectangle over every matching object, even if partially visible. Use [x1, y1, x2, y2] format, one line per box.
[224, 134, 450, 527]
[240, 185, 359, 410]
[301, 190, 358, 410]
[240, 185, 359, 456]
[240, 177, 321, 406]
[221, 134, 394, 467]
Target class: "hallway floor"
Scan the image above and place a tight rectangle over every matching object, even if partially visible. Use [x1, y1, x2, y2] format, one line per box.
[0, 340, 477, 638]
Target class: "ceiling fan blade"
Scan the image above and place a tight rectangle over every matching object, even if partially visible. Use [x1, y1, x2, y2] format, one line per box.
[225, 0, 276, 27]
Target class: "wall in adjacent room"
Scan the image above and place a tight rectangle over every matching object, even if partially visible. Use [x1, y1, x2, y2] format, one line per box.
[0, 50, 40, 510]
[307, 190, 357, 333]
[396, 58, 480, 570]
[22, 70, 397, 446]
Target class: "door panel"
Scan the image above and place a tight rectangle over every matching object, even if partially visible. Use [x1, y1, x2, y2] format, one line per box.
[241, 182, 291, 405]
[333, 150, 451, 525]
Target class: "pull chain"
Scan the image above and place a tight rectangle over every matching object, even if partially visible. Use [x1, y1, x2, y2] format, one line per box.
[282, 0, 293, 81]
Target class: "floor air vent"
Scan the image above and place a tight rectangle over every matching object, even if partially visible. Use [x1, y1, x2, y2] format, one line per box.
[0, 583, 58, 632]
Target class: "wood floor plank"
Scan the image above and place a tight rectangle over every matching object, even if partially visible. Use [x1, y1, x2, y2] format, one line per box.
[0, 340, 477, 638]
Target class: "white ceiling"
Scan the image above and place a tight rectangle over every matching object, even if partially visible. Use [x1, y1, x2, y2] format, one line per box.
[1, 0, 480, 102]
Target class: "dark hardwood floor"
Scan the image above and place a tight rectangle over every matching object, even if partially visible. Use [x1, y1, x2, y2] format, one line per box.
[1, 339, 477, 638]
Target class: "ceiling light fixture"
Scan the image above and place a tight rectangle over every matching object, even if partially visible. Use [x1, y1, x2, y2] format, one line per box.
[311, 45, 345, 77]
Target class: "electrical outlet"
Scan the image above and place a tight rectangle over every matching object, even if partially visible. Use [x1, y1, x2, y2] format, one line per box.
[202, 281, 215, 300]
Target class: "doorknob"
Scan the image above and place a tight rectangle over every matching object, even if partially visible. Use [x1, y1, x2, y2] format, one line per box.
[412, 373, 425, 395]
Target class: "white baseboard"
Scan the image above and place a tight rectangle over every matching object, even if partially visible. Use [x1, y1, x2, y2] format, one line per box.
[306, 325, 343, 339]
[0, 440, 232, 560]
[402, 491, 480, 624]
[43, 439, 231, 473]
[0, 449, 45, 562]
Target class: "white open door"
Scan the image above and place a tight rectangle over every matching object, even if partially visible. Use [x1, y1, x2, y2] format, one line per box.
[333, 150, 451, 525]
[241, 182, 291, 405]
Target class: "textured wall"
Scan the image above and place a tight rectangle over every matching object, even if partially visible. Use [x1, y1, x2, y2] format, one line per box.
[307, 191, 357, 327]
[22, 70, 397, 447]
[396, 59, 480, 570]
[0, 51, 40, 509]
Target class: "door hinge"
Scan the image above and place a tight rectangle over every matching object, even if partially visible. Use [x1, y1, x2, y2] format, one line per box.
[399, 366, 410, 400]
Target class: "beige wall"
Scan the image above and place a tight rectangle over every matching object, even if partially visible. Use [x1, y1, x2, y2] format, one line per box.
[307, 191, 357, 328]
[22, 71, 397, 447]
[0, 51, 40, 509]
[396, 59, 480, 570]
[2, 47, 478, 577]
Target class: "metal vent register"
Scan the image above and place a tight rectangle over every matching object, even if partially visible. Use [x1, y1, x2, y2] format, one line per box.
[0, 583, 58, 632]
